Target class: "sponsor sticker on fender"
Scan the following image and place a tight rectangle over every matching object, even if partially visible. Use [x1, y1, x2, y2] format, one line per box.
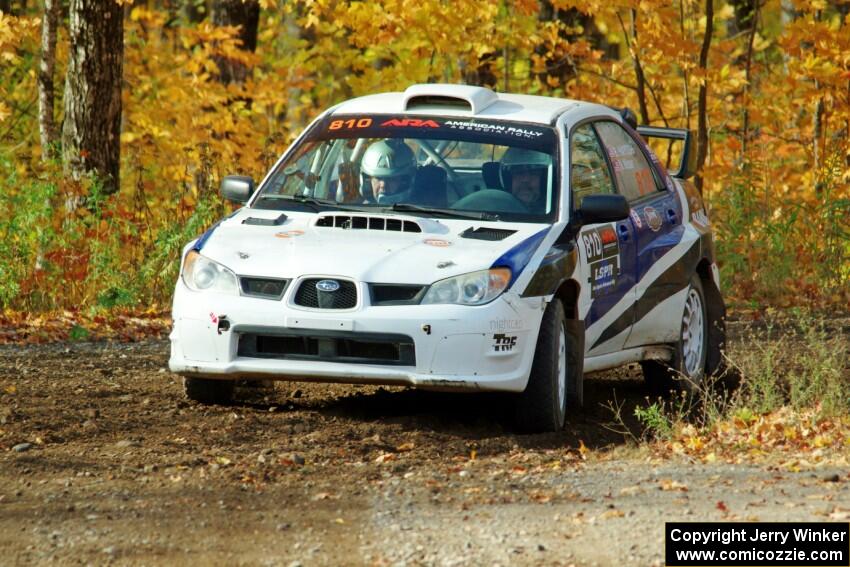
[590, 257, 618, 298]
[644, 206, 662, 232]
[492, 334, 517, 352]
[582, 225, 618, 264]
[275, 230, 305, 239]
[423, 238, 451, 247]
[581, 225, 620, 298]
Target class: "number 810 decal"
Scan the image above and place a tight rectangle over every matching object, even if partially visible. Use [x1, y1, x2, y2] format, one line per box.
[329, 118, 373, 130]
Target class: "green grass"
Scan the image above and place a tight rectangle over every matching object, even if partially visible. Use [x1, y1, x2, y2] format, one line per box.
[628, 311, 849, 441]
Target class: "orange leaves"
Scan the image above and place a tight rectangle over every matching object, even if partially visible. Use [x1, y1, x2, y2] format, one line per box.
[0, 309, 170, 344]
[659, 409, 850, 468]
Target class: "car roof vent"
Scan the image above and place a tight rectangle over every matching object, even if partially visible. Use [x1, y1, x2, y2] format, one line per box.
[403, 84, 499, 115]
[459, 226, 516, 241]
[315, 215, 422, 233]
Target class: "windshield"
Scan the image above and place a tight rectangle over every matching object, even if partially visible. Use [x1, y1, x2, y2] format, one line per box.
[253, 114, 559, 223]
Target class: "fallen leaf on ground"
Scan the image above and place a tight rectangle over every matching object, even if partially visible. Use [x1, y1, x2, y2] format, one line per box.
[659, 479, 688, 491]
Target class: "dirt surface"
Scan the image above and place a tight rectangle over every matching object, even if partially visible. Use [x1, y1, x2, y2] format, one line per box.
[1, 339, 848, 566]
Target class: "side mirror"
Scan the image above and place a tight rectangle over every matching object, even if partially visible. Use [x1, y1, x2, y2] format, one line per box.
[578, 194, 629, 225]
[221, 175, 255, 204]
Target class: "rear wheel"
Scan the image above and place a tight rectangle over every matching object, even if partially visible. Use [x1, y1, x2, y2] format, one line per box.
[514, 299, 568, 432]
[184, 377, 235, 405]
[643, 275, 707, 396]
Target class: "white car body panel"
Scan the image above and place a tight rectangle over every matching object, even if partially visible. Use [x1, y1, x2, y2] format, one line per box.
[169, 83, 723, 394]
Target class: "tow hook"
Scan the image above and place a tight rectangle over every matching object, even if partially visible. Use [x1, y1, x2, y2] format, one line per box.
[217, 315, 230, 335]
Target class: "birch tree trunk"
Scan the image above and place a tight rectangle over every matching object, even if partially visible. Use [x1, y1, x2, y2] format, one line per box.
[61, 0, 124, 195]
[38, 0, 59, 161]
[695, 0, 714, 193]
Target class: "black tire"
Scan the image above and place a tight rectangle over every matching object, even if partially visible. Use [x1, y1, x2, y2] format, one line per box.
[514, 299, 569, 432]
[642, 275, 708, 397]
[184, 377, 235, 405]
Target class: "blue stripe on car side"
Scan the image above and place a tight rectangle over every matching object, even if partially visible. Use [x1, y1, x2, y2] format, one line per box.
[585, 223, 685, 326]
[491, 227, 550, 287]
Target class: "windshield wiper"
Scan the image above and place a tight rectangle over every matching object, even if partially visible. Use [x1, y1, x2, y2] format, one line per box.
[389, 203, 500, 221]
[257, 194, 367, 212]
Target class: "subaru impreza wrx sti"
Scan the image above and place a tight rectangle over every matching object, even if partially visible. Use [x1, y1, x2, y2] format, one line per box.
[169, 83, 726, 432]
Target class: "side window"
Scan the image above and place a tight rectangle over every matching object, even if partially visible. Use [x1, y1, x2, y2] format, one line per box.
[570, 123, 616, 209]
[594, 121, 662, 201]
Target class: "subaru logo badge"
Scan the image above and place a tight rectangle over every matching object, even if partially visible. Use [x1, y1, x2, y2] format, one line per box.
[316, 279, 340, 293]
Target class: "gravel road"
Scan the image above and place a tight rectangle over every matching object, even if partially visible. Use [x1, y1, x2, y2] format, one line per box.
[1, 340, 847, 565]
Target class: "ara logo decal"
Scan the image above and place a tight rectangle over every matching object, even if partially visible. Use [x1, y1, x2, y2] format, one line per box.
[644, 206, 662, 232]
[380, 118, 440, 128]
[492, 334, 517, 352]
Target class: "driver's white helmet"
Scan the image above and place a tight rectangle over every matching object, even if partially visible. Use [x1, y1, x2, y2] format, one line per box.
[359, 140, 417, 204]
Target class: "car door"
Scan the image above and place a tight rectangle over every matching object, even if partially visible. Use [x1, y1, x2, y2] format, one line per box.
[570, 122, 638, 356]
[592, 121, 685, 350]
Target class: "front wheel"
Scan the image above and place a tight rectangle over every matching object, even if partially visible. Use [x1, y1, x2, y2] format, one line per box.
[514, 299, 568, 432]
[643, 275, 707, 396]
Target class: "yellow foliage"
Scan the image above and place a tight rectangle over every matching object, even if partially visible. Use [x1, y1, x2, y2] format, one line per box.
[0, 0, 847, 312]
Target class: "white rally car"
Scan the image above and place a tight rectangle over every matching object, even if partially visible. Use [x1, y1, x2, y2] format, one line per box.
[169, 84, 726, 432]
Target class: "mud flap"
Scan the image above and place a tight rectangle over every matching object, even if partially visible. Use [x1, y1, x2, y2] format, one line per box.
[564, 319, 585, 409]
[702, 278, 726, 377]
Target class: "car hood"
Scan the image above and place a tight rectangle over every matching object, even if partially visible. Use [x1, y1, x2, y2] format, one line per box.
[194, 208, 551, 284]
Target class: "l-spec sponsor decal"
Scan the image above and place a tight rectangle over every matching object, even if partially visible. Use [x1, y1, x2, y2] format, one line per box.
[630, 209, 643, 229]
[582, 225, 619, 298]
[444, 120, 544, 139]
[643, 206, 662, 232]
[492, 334, 517, 352]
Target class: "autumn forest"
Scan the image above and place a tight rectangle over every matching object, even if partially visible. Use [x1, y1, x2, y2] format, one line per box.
[0, 0, 848, 317]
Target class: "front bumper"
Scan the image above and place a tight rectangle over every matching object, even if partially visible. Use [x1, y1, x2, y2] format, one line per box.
[168, 281, 546, 392]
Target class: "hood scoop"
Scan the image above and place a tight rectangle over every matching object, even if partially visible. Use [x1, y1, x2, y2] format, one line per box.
[315, 215, 422, 233]
[460, 226, 516, 241]
[242, 213, 288, 226]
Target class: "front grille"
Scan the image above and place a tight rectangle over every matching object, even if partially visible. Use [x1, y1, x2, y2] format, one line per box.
[315, 215, 422, 233]
[240, 277, 288, 299]
[460, 226, 516, 241]
[238, 331, 415, 366]
[294, 278, 357, 309]
[369, 284, 427, 306]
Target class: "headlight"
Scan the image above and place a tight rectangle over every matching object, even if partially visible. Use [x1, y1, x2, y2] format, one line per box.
[421, 268, 511, 306]
[181, 250, 238, 294]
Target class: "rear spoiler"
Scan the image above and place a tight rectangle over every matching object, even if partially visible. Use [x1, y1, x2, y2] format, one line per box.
[636, 126, 698, 180]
